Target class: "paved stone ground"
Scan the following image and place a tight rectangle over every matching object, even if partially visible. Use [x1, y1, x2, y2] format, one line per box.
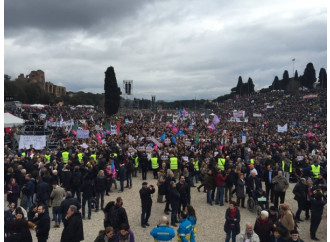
[25, 172, 326, 241]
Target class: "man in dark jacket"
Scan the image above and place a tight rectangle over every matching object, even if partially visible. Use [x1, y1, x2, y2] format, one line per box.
[263, 165, 276, 203]
[95, 170, 107, 212]
[70, 166, 83, 204]
[59, 191, 81, 223]
[33, 204, 50, 242]
[36, 176, 50, 214]
[118, 162, 127, 192]
[139, 153, 149, 180]
[61, 205, 84, 242]
[139, 182, 155, 227]
[246, 171, 262, 197]
[176, 175, 190, 215]
[108, 197, 129, 233]
[81, 177, 94, 220]
[292, 178, 307, 222]
[310, 190, 326, 241]
[22, 174, 35, 211]
[169, 181, 180, 226]
[164, 170, 176, 214]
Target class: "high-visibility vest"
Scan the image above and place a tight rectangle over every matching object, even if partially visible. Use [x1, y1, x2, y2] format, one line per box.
[91, 154, 97, 164]
[44, 154, 51, 162]
[151, 157, 159, 169]
[311, 164, 321, 178]
[62, 151, 69, 164]
[112, 153, 118, 157]
[77, 153, 83, 162]
[250, 159, 255, 164]
[218, 158, 225, 171]
[282, 160, 292, 173]
[134, 157, 139, 168]
[21, 152, 26, 157]
[193, 160, 199, 171]
[170, 157, 178, 170]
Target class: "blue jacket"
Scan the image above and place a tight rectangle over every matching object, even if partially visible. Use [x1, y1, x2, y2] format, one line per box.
[150, 224, 175, 241]
[177, 218, 192, 242]
[187, 215, 196, 242]
[23, 178, 35, 197]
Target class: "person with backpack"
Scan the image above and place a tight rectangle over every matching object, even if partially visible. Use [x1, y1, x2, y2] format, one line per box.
[109, 197, 129, 233]
[125, 155, 134, 189]
[95, 170, 107, 212]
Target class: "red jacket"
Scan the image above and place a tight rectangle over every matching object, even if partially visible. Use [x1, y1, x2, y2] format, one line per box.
[214, 172, 227, 187]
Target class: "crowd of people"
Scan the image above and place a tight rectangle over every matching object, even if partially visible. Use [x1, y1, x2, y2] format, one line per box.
[4, 88, 327, 241]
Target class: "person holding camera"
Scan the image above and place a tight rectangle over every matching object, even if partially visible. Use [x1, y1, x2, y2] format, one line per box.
[139, 182, 155, 228]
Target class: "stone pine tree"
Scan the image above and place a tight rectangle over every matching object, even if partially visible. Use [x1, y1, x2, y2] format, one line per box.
[301, 62, 316, 89]
[247, 77, 255, 95]
[271, 76, 280, 90]
[318, 68, 327, 88]
[104, 66, 121, 116]
[236, 76, 243, 96]
[281, 70, 290, 90]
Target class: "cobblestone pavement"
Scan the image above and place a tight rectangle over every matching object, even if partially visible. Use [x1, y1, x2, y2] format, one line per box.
[26, 172, 327, 241]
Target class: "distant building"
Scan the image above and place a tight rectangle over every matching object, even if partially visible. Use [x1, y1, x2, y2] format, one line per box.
[16, 70, 66, 97]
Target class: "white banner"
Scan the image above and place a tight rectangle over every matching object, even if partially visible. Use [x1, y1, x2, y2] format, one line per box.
[277, 124, 288, 132]
[77, 130, 90, 139]
[233, 110, 245, 118]
[242, 136, 246, 144]
[266, 105, 274, 109]
[151, 137, 161, 147]
[111, 125, 117, 135]
[19, 135, 46, 150]
[125, 119, 134, 124]
[46, 119, 74, 127]
[253, 113, 262, 117]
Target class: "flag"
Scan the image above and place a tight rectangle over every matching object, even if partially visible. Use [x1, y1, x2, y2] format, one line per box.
[212, 114, 220, 125]
[177, 129, 183, 136]
[105, 122, 110, 131]
[183, 109, 187, 115]
[179, 109, 183, 115]
[195, 133, 200, 144]
[116, 121, 121, 134]
[72, 123, 78, 135]
[172, 135, 177, 145]
[207, 123, 215, 131]
[160, 132, 166, 142]
[83, 124, 88, 130]
[96, 133, 102, 144]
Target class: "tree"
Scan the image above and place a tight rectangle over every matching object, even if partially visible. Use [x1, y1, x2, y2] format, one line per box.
[301, 62, 316, 89]
[247, 77, 255, 95]
[271, 76, 280, 90]
[318, 68, 327, 88]
[281, 70, 290, 90]
[104, 66, 121, 115]
[4, 74, 11, 81]
[236, 76, 243, 96]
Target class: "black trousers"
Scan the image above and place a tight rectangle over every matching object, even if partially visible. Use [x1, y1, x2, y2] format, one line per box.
[171, 202, 179, 224]
[310, 214, 322, 238]
[274, 191, 285, 208]
[265, 184, 274, 203]
[142, 169, 147, 180]
[141, 206, 151, 225]
[295, 199, 305, 219]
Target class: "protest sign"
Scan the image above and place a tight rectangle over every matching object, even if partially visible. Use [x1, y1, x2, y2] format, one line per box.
[77, 130, 89, 139]
[277, 124, 288, 132]
[19, 135, 46, 150]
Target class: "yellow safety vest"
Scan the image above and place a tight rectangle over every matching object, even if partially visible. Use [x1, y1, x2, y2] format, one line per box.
[282, 160, 292, 173]
[250, 159, 254, 164]
[311, 164, 321, 178]
[21, 152, 26, 157]
[91, 154, 97, 164]
[193, 161, 199, 171]
[62, 152, 69, 164]
[112, 153, 118, 157]
[77, 153, 83, 163]
[44, 154, 51, 162]
[134, 157, 139, 168]
[218, 158, 225, 171]
[170, 157, 178, 170]
[151, 157, 159, 169]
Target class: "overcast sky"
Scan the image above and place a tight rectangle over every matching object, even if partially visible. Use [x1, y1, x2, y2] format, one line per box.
[4, 0, 327, 101]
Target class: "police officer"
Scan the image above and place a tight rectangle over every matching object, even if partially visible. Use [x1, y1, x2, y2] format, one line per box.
[150, 216, 175, 241]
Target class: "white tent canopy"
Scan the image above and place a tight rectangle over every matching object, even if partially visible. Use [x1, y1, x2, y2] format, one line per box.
[4, 113, 25, 127]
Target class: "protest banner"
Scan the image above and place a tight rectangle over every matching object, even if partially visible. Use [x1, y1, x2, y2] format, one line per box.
[233, 110, 245, 118]
[76, 130, 89, 139]
[303, 94, 318, 99]
[19, 135, 46, 150]
[253, 113, 262, 117]
[111, 125, 117, 135]
[277, 124, 288, 132]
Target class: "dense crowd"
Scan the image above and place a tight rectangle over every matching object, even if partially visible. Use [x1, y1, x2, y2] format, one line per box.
[4, 89, 327, 241]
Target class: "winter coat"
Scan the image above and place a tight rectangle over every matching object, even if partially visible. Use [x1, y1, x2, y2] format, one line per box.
[214, 172, 227, 187]
[37, 181, 50, 202]
[292, 182, 307, 202]
[224, 208, 240, 235]
[50, 185, 66, 207]
[22, 178, 35, 197]
[139, 187, 155, 209]
[272, 175, 289, 192]
[236, 178, 246, 198]
[254, 217, 273, 242]
[204, 173, 215, 191]
[61, 212, 84, 242]
[81, 179, 95, 198]
[95, 175, 107, 192]
[35, 212, 50, 239]
[7, 183, 20, 203]
[59, 196, 81, 219]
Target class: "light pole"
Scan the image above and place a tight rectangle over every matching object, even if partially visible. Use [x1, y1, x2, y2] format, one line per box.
[292, 58, 295, 78]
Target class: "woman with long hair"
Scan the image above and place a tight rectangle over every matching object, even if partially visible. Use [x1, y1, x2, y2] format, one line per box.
[185, 205, 197, 242]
